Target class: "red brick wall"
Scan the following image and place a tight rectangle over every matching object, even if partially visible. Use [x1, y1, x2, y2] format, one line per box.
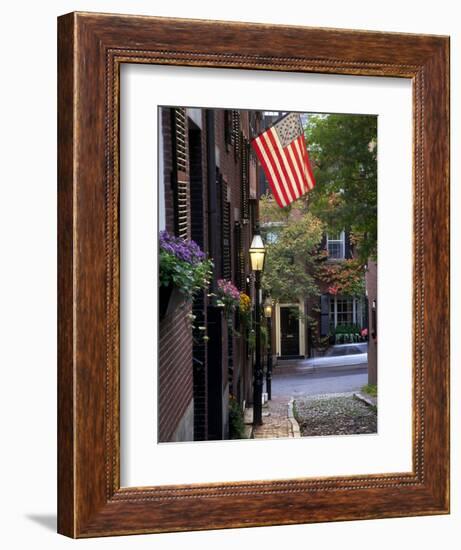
[158, 305, 193, 442]
[214, 110, 257, 405]
[158, 108, 260, 441]
[158, 108, 194, 442]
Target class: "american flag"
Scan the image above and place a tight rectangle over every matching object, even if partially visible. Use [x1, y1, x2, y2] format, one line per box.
[251, 112, 316, 208]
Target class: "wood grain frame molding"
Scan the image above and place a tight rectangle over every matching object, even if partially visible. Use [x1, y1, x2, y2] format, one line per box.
[58, 12, 450, 537]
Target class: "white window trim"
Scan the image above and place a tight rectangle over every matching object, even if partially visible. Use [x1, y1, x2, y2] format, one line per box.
[330, 296, 362, 328]
[326, 230, 346, 260]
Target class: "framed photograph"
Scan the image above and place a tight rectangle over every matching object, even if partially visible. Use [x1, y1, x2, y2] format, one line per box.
[58, 12, 450, 537]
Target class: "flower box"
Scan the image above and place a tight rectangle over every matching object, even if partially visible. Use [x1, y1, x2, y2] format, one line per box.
[159, 283, 185, 320]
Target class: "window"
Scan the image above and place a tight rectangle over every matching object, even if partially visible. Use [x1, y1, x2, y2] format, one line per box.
[327, 231, 345, 259]
[329, 296, 364, 329]
[336, 297, 354, 325]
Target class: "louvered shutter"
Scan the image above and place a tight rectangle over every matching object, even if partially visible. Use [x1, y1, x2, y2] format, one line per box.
[221, 182, 232, 280]
[172, 108, 189, 239]
[345, 229, 352, 259]
[241, 139, 250, 220]
[320, 294, 330, 336]
[232, 111, 241, 158]
[234, 222, 245, 291]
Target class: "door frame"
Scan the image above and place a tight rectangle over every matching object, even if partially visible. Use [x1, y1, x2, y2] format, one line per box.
[275, 301, 306, 357]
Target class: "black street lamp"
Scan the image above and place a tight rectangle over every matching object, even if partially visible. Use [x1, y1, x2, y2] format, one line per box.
[249, 226, 266, 426]
[263, 297, 273, 401]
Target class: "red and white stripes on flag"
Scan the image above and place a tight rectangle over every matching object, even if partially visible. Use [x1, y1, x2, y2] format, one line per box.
[251, 112, 316, 208]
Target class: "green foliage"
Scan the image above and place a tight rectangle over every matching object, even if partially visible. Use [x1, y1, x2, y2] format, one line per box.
[306, 114, 378, 262]
[262, 207, 325, 302]
[334, 323, 362, 343]
[260, 324, 268, 350]
[260, 191, 311, 225]
[260, 192, 292, 224]
[308, 318, 331, 350]
[335, 323, 361, 335]
[238, 293, 252, 327]
[361, 384, 378, 398]
[260, 113, 375, 303]
[159, 249, 213, 298]
[317, 258, 366, 297]
[229, 397, 246, 439]
[246, 322, 268, 352]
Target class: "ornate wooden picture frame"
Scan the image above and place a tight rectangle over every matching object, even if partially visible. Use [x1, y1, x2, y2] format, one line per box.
[58, 12, 450, 538]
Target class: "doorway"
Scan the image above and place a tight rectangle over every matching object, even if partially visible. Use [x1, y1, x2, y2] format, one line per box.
[280, 306, 300, 357]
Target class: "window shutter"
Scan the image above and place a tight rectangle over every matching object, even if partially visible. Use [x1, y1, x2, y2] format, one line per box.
[175, 180, 188, 239]
[232, 111, 241, 158]
[174, 108, 187, 172]
[320, 294, 330, 336]
[241, 139, 250, 220]
[234, 222, 245, 291]
[345, 229, 352, 259]
[172, 108, 188, 239]
[221, 182, 232, 280]
[321, 233, 327, 251]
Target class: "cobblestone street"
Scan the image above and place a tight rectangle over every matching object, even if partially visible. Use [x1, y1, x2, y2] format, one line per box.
[249, 361, 377, 439]
[294, 392, 377, 437]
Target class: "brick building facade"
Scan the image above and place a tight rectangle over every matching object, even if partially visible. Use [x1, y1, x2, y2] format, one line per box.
[265, 226, 368, 361]
[158, 107, 261, 442]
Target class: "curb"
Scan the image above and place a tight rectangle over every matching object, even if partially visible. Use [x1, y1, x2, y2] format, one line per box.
[275, 364, 315, 372]
[243, 406, 254, 439]
[243, 424, 254, 439]
[353, 392, 377, 408]
[287, 399, 301, 438]
[275, 362, 367, 373]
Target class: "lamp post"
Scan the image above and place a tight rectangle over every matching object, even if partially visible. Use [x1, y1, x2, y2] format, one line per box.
[263, 297, 273, 401]
[249, 226, 266, 426]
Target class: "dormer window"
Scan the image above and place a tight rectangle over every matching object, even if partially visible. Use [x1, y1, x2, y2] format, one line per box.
[327, 231, 345, 259]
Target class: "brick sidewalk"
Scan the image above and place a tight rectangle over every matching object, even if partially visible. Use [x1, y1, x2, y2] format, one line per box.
[251, 397, 300, 439]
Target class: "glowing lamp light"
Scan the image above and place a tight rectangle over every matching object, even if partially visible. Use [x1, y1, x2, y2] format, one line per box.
[263, 297, 272, 319]
[249, 232, 266, 272]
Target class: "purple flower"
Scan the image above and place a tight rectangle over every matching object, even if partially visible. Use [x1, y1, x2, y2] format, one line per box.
[159, 230, 206, 265]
